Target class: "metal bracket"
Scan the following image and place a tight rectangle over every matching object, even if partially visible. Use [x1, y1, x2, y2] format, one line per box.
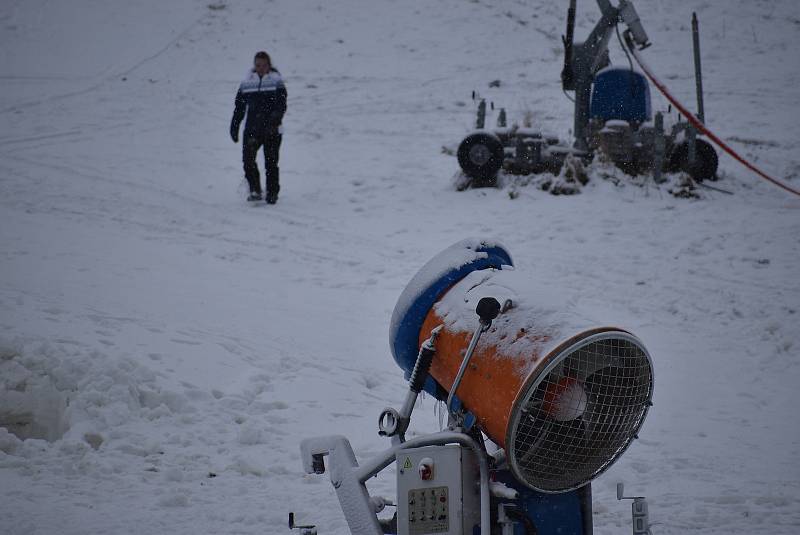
[300, 432, 491, 535]
[497, 503, 519, 535]
[288, 512, 317, 535]
[617, 482, 651, 535]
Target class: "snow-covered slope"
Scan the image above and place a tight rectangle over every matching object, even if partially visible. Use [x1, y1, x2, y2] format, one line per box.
[1, 1, 798, 533]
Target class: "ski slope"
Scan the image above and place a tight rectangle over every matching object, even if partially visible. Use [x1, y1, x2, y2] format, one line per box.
[1, 1, 798, 533]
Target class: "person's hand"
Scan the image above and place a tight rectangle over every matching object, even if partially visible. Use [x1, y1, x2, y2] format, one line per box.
[266, 116, 282, 134]
[230, 125, 239, 143]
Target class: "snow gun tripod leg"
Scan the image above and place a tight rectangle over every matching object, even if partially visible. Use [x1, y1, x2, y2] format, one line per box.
[300, 435, 385, 535]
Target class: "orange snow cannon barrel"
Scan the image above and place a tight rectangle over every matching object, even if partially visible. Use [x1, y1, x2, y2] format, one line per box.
[390, 239, 653, 493]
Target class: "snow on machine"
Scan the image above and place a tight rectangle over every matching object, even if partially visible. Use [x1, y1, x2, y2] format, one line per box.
[293, 239, 655, 534]
[456, 0, 718, 191]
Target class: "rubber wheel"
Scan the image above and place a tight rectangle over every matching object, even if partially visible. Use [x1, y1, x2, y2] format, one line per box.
[667, 138, 719, 181]
[457, 132, 504, 186]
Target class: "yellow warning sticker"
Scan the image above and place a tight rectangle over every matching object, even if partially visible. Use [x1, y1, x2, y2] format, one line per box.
[403, 457, 413, 470]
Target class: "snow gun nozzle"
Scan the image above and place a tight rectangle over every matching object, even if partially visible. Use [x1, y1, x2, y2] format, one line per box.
[476, 297, 501, 326]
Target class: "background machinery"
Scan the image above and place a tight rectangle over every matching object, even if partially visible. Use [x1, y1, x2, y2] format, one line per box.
[456, 0, 719, 189]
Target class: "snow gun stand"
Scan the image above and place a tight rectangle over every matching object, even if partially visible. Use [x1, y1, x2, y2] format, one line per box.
[291, 239, 655, 534]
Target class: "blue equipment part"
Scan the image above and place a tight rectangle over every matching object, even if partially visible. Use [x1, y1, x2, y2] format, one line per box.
[493, 471, 593, 535]
[590, 67, 651, 124]
[389, 238, 513, 400]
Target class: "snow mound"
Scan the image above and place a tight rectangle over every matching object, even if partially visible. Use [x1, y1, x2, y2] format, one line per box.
[0, 339, 183, 451]
[0, 345, 68, 442]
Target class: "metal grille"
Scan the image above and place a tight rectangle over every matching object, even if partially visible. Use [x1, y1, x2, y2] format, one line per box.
[509, 334, 652, 492]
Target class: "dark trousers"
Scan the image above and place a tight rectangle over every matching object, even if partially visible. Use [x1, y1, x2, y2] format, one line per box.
[243, 133, 282, 195]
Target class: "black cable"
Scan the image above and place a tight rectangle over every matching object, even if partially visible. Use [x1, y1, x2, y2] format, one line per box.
[616, 23, 638, 101]
[505, 508, 539, 535]
[698, 181, 733, 195]
[616, 23, 635, 73]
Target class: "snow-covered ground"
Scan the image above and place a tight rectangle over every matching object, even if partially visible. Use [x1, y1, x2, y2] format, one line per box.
[1, 0, 798, 533]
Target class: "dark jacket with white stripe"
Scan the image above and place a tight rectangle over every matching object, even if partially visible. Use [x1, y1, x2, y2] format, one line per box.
[231, 69, 287, 137]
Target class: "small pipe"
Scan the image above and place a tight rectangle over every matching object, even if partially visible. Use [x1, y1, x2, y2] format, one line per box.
[446, 321, 490, 415]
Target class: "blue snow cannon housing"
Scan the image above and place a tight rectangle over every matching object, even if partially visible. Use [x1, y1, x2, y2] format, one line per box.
[389, 238, 513, 401]
[590, 67, 651, 124]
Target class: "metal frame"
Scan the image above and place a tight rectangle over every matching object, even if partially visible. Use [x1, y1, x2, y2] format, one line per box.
[300, 432, 491, 535]
[456, 1, 655, 184]
[566, 0, 651, 150]
[569, 0, 620, 151]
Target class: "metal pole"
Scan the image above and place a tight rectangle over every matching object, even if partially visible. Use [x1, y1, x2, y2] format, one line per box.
[476, 99, 486, 129]
[692, 12, 705, 124]
[561, 0, 577, 90]
[446, 297, 500, 417]
[446, 322, 489, 414]
[497, 108, 507, 128]
[653, 112, 665, 184]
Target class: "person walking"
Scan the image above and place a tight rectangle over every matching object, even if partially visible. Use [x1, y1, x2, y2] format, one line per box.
[230, 51, 287, 204]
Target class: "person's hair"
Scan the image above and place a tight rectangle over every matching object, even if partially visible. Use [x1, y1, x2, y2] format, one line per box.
[253, 51, 274, 71]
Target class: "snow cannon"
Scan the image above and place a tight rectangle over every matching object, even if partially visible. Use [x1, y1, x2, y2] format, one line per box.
[389, 238, 654, 493]
[455, 0, 719, 192]
[297, 238, 654, 535]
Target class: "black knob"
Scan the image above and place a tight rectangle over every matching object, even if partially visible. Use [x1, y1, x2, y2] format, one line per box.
[476, 297, 501, 323]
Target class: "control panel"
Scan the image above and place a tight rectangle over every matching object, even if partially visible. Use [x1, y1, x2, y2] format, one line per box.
[408, 486, 449, 534]
[396, 445, 480, 535]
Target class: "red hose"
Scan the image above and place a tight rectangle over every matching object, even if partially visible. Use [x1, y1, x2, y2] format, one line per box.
[627, 43, 800, 198]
